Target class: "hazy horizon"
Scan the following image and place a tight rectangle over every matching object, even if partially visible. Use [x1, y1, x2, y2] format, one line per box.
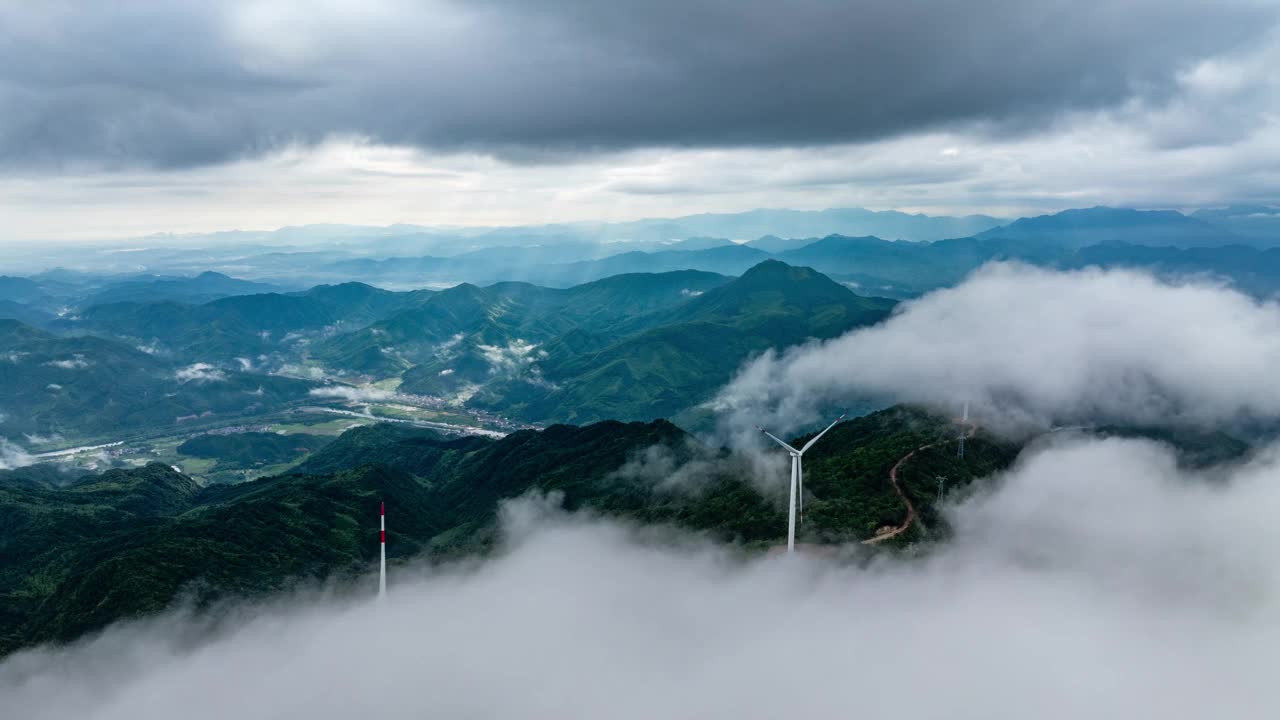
[2, 202, 1270, 248]
[2, 203, 1013, 246]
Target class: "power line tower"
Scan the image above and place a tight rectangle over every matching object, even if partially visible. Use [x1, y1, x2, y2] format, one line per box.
[956, 402, 969, 459]
[936, 475, 947, 505]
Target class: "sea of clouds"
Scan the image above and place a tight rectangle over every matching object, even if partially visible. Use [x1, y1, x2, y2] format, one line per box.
[716, 263, 1280, 437]
[2, 432, 1278, 718]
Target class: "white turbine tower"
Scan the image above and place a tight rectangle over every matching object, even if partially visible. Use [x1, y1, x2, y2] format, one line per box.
[759, 414, 844, 554]
[957, 402, 969, 459]
[379, 501, 387, 600]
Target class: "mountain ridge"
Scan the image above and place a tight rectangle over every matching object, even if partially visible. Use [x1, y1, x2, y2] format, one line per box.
[0, 407, 1020, 657]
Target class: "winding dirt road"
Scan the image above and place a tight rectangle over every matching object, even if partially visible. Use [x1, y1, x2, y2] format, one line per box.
[862, 424, 975, 545]
[861, 443, 931, 545]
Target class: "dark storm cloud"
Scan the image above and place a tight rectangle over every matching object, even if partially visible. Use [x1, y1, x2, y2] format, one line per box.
[0, 0, 1274, 169]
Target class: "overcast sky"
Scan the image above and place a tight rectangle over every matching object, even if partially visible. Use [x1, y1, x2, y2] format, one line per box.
[1, 0, 1277, 241]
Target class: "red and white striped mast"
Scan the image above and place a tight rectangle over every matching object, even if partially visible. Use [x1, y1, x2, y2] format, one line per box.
[379, 501, 387, 599]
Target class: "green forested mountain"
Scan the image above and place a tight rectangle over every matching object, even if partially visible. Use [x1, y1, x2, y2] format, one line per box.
[0, 320, 314, 438]
[8, 263, 891, 438]
[75, 271, 282, 308]
[22, 249, 1280, 444]
[0, 299, 55, 328]
[0, 463, 202, 649]
[22, 247, 1280, 448]
[313, 282, 546, 377]
[0, 462, 88, 488]
[0, 276, 47, 303]
[317, 269, 732, 378]
[459, 261, 896, 423]
[293, 281, 432, 326]
[0, 406, 1014, 657]
[290, 422, 492, 476]
[176, 431, 333, 467]
[16, 268, 724, 394]
[516, 244, 772, 286]
[62, 282, 426, 362]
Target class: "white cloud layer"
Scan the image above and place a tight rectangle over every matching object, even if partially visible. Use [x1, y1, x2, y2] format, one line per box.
[43, 355, 90, 370]
[174, 363, 226, 383]
[0, 438, 34, 470]
[716, 263, 1280, 434]
[308, 385, 395, 403]
[2, 434, 1279, 719]
[479, 339, 543, 375]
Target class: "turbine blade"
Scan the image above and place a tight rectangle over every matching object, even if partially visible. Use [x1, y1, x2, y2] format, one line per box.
[757, 426, 799, 454]
[799, 414, 845, 454]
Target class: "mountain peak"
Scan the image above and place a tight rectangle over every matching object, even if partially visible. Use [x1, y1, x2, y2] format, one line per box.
[671, 260, 883, 322]
[735, 259, 827, 286]
[728, 259, 893, 305]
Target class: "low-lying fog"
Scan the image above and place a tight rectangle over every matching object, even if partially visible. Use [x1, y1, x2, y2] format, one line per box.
[3, 433, 1278, 719]
[717, 263, 1280, 435]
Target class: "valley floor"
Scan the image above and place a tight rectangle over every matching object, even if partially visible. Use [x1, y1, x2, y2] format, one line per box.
[27, 398, 521, 486]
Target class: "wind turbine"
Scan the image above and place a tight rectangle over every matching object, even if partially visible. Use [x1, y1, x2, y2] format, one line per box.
[758, 414, 845, 553]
